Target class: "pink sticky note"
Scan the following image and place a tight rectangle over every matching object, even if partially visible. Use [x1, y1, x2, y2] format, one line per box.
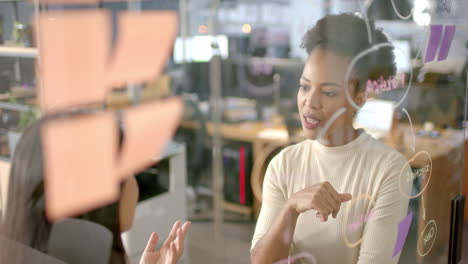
[106, 11, 178, 87]
[42, 113, 118, 220]
[117, 97, 183, 178]
[37, 11, 110, 112]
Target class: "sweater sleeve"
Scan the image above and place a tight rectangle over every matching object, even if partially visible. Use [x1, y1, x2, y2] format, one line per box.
[251, 151, 287, 251]
[357, 153, 412, 264]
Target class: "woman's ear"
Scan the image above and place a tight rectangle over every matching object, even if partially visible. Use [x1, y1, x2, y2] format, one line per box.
[349, 80, 366, 108]
[354, 91, 366, 108]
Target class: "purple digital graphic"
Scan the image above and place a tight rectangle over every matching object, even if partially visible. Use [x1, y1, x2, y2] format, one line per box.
[347, 211, 376, 232]
[437, 25, 456, 61]
[392, 212, 413, 257]
[424, 24, 456, 63]
[424, 25, 443, 63]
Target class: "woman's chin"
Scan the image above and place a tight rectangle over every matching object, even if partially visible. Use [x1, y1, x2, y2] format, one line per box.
[302, 128, 319, 140]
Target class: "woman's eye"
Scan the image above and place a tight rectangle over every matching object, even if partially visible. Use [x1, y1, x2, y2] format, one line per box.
[300, 85, 310, 92]
[323, 91, 336, 97]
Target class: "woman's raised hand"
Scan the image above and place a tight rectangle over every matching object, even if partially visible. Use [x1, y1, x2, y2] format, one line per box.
[139, 221, 191, 264]
[287, 181, 352, 221]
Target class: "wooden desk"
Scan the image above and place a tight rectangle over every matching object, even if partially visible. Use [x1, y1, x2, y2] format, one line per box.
[180, 120, 289, 143]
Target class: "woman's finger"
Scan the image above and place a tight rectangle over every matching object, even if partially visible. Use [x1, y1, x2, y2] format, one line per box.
[175, 228, 183, 253]
[328, 188, 343, 216]
[333, 193, 353, 218]
[143, 232, 159, 253]
[325, 192, 341, 218]
[332, 209, 338, 218]
[170, 242, 176, 255]
[318, 190, 336, 216]
[324, 182, 342, 205]
[180, 221, 191, 238]
[313, 199, 330, 221]
[174, 222, 190, 258]
[163, 221, 181, 248]
[170, 242, 177, 264]
[340, 193, 353, 202]
[323, 190, 340, 214]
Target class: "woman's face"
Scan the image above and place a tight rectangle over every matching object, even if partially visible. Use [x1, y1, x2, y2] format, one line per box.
[298, 48, 365, 146]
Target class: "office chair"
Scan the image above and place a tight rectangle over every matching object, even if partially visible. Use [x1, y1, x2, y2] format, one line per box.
[47, 218, 113, 264]
[250, 142, 285, 203]
[250, 133, 302, 206]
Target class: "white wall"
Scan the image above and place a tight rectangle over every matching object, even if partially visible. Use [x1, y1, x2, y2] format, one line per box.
[288, 0, 325, 60]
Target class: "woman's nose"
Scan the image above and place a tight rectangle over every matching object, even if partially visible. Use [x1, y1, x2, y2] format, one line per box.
[304, 89, 321, 110]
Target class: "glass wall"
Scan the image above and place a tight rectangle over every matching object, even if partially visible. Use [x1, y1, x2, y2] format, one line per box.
[0, 0, 467, 263]
[178, 0, 467, 263]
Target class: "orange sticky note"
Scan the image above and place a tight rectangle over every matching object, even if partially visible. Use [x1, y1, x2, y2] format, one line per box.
[117, 97, 183, 178]
[37, 11, 110, 112]
[107, 11, 178, 87]
[42, 113, 118, 220]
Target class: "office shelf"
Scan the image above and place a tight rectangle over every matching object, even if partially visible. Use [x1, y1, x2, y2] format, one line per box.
[0, 102, 32, 112]
[0, 46, 38, 58]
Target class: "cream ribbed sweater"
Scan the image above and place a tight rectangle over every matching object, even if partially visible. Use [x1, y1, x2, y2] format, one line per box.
[252, 131, 412, 264]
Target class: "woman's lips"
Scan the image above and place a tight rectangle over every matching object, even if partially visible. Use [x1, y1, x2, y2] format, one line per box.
[303, 115, 321, 129]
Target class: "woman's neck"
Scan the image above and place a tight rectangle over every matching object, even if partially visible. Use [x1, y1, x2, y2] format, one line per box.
[318, 127, 360, 147]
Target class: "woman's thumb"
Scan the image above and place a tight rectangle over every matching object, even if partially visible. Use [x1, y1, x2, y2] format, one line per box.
[340, 193, 352, 202]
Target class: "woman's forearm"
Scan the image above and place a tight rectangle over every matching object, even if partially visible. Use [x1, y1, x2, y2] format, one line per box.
[251, 203, 299, 264]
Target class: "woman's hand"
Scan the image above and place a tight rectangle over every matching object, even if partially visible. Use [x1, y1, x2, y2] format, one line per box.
[139, 221, 191, 264]
[287, 181, 352, 221]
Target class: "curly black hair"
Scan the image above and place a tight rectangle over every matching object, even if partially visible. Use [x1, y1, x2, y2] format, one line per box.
[301, 13, 397, 92]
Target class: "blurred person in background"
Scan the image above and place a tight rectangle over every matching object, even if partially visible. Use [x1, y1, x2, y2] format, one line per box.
[0, 119, 190, 264]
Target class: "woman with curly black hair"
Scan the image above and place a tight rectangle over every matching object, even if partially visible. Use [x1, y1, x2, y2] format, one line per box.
[251, 13, 411, 264]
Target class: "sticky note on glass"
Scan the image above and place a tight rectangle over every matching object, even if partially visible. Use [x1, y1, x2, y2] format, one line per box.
[37, 11, 110, 112]
[42, 113, 118, 220]
[106, 11, 178, 87]
[392, 212, 413, 257]
[117, 97, 183, 178]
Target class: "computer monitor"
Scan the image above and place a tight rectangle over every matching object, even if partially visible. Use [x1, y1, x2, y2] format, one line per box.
[354, 99, 395, 139]
[173, 35, 229, 63]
